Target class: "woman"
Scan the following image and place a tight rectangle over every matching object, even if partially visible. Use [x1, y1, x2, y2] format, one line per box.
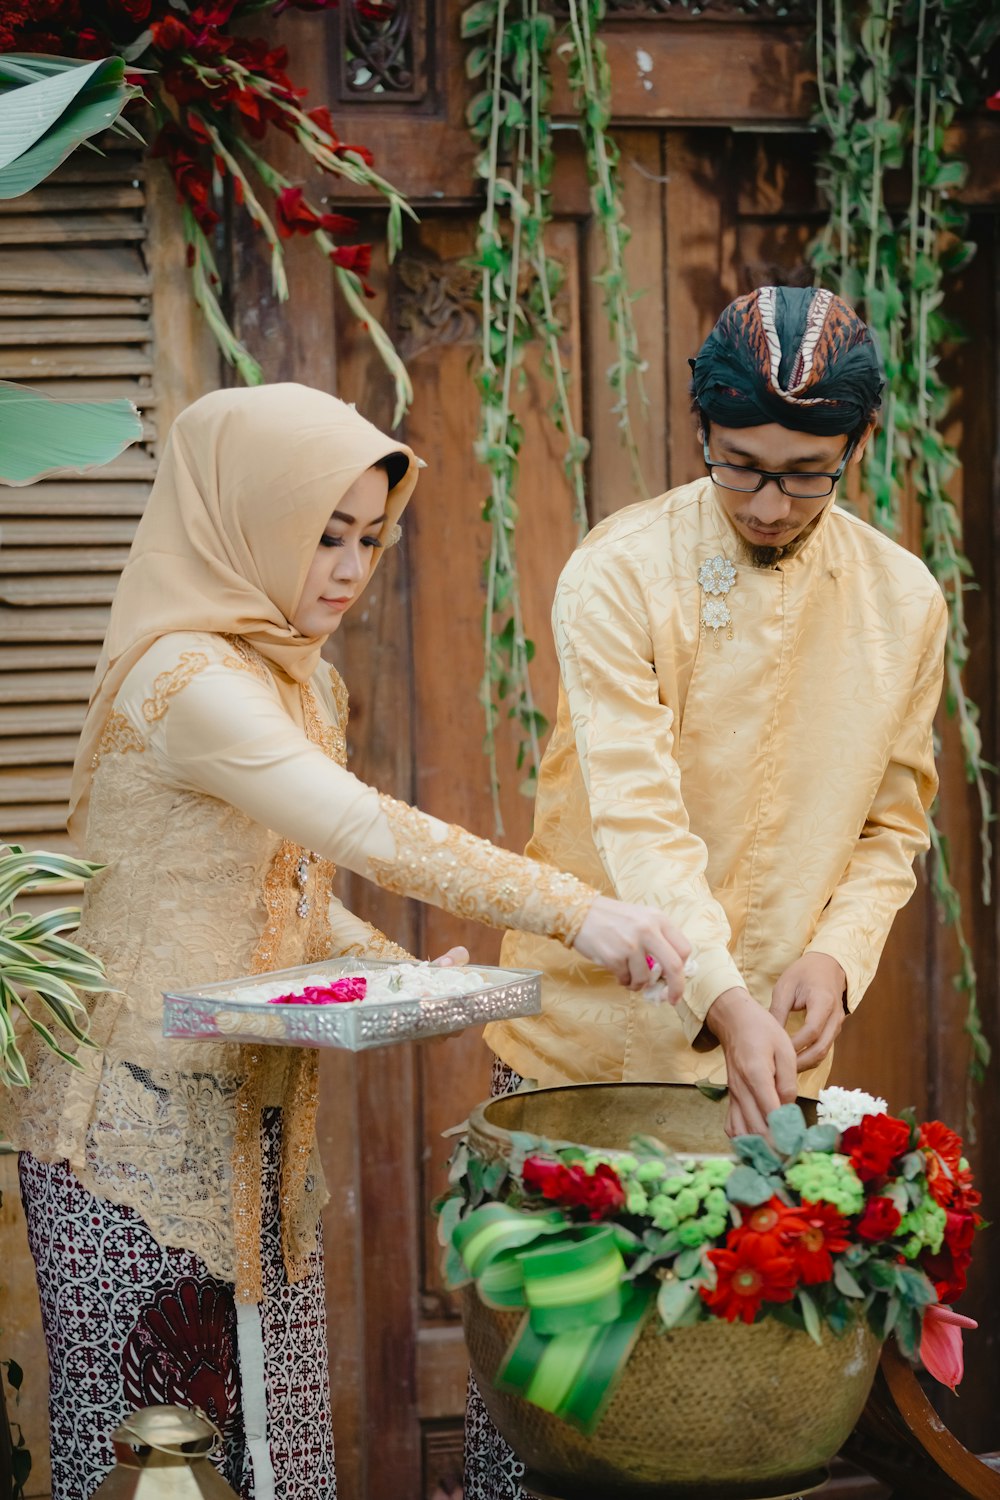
[3, 386, 690, 1500]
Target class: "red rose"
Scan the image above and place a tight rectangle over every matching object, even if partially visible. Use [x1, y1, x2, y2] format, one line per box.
[786, 1201, 851, 1285]
[856, 1195, 902, 1242]
[151, 15, 194, 50]
[521, 1155, 625, 1222]
[701, 1231, 799, 1325]
[579, 1163, 627, 1220]
[841, 1113, 912, 1183]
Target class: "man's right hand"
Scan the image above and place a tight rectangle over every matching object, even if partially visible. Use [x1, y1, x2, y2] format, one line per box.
[706, 987, 798, 1138]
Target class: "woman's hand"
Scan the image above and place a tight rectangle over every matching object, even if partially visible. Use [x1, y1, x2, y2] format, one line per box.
[431, 946, 470, 967]
[571, 897, 692, 1003]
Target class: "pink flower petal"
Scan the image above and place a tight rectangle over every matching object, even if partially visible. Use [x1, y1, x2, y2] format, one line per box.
[920, 1302, 978, 1391]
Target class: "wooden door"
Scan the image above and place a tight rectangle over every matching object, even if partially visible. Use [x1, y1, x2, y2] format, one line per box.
[2, 8, 997, 1496]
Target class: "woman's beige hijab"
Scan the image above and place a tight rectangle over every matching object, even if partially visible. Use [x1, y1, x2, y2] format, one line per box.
[69, 384, 418, 844]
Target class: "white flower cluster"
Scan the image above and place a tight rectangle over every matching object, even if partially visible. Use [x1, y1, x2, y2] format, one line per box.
[816, 1086, 888, 1132]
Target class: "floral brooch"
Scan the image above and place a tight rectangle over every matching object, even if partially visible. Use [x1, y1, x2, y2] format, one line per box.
[697, 554, 737, 644]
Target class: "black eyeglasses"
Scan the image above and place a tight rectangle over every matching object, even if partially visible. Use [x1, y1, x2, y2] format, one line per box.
[703, 438, 855, 501]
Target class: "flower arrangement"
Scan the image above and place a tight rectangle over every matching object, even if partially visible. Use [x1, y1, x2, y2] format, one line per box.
[438, 1089, 981, 1431]
[0, 2, 415, 419]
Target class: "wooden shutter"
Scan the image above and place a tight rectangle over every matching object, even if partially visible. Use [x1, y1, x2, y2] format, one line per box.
[0, 141, 155, 860]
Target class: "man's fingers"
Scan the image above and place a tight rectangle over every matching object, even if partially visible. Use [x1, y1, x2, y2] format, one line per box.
[774, 1040, 799, 1103]
[795, 1019, 842, 1071]
[768, 985, 796, 1028]
[792, 1013, 825, 1053]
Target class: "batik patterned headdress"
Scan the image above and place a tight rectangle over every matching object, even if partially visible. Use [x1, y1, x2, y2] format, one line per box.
[690, 285, 884, 435]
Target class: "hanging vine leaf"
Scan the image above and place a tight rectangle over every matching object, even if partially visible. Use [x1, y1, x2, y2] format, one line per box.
[810, 0, 1000, 1084]
[463, 0, 647, 824]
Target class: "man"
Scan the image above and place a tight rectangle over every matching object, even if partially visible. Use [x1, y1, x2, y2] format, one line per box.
[488, 284, 947, 1137]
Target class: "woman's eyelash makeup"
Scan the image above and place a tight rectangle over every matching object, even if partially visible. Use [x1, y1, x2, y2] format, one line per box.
[319, 534, 383, 549]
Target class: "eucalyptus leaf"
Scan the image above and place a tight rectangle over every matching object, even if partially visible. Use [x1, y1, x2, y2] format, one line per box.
[725, 1166, 773, 1208]
[695, 1082, 729, 1103]
[803, 1123, 839, 1153]
[833, 1261, 865, 1299]
[798, 1289, 824, 1347]
[675, 1246, 704, 1280]
[733, 1136, 783, 1175]
[656, 1278, 700, 1330]
[768, 1104, 807, 1158]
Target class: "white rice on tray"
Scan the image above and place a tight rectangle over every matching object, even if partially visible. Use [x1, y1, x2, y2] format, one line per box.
[227, 961, 495, 1006]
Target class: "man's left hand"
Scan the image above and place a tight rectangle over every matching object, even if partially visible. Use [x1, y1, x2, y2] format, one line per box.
[770, 953, 847, 1072]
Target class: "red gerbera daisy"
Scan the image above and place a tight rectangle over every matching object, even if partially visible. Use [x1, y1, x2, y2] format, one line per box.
[786, 1200, 851, 1285]
[701, 1232, 799, 1325]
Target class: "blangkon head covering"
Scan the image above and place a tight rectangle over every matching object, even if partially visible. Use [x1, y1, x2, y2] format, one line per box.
[690, 285, 884, 436]
[69, 383, 418, 843]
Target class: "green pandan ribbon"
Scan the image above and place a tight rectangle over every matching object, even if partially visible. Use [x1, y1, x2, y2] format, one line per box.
[452, 1203, 653, 1432]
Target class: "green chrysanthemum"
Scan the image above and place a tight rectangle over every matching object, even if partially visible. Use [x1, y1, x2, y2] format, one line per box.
[785, 1152, 865, 1216]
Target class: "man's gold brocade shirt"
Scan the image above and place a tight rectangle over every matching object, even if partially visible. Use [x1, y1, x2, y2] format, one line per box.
[490, 477, 947, 1096]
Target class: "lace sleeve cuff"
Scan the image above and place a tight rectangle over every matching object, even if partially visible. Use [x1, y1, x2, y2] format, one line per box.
[367, 793, 596, 945]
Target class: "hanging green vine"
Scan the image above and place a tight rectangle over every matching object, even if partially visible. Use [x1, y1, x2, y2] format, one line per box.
[811, 0, 1000, 1080]
[463, 0, 647, 828]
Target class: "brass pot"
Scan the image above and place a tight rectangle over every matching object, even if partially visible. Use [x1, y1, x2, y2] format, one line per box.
[463, 1083, 881, 1499]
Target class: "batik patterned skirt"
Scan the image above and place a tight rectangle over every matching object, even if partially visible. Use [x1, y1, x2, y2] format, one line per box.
[19, 1109, 336, 1500]
[463, 1058, 527, 1500]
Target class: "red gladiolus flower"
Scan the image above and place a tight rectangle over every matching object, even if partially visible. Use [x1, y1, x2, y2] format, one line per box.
[786, 1201, 851, 1285]
[307, 106, 339, 141]
[841, 1112, 911, 1183]
[151, 125, 219, 236]
[186, 112, 212, 145]
[855, 1195, 902, 1242]
[151, 15, 195, 51]
[273, 0, 339, 14]
[189, 0, 241, 26]
[108, 0, 152, 24]
[334, 140, 376, 166]
[330, 243, 373, 276]
[75, 26, 111, 58]
[702, 1233, 799, 1325]
[275, 186, 359, 240]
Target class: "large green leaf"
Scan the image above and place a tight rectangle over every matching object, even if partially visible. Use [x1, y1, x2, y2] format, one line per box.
[0, 55, 141, 199]
[0, 380, 142, 485]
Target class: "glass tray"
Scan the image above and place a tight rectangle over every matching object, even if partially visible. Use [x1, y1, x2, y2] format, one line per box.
[162, 957, 542, 1052]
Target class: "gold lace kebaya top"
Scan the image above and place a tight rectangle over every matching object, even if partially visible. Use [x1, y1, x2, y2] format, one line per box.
[490, 476, 947, 1097]
[3, 632, 595, 1298]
